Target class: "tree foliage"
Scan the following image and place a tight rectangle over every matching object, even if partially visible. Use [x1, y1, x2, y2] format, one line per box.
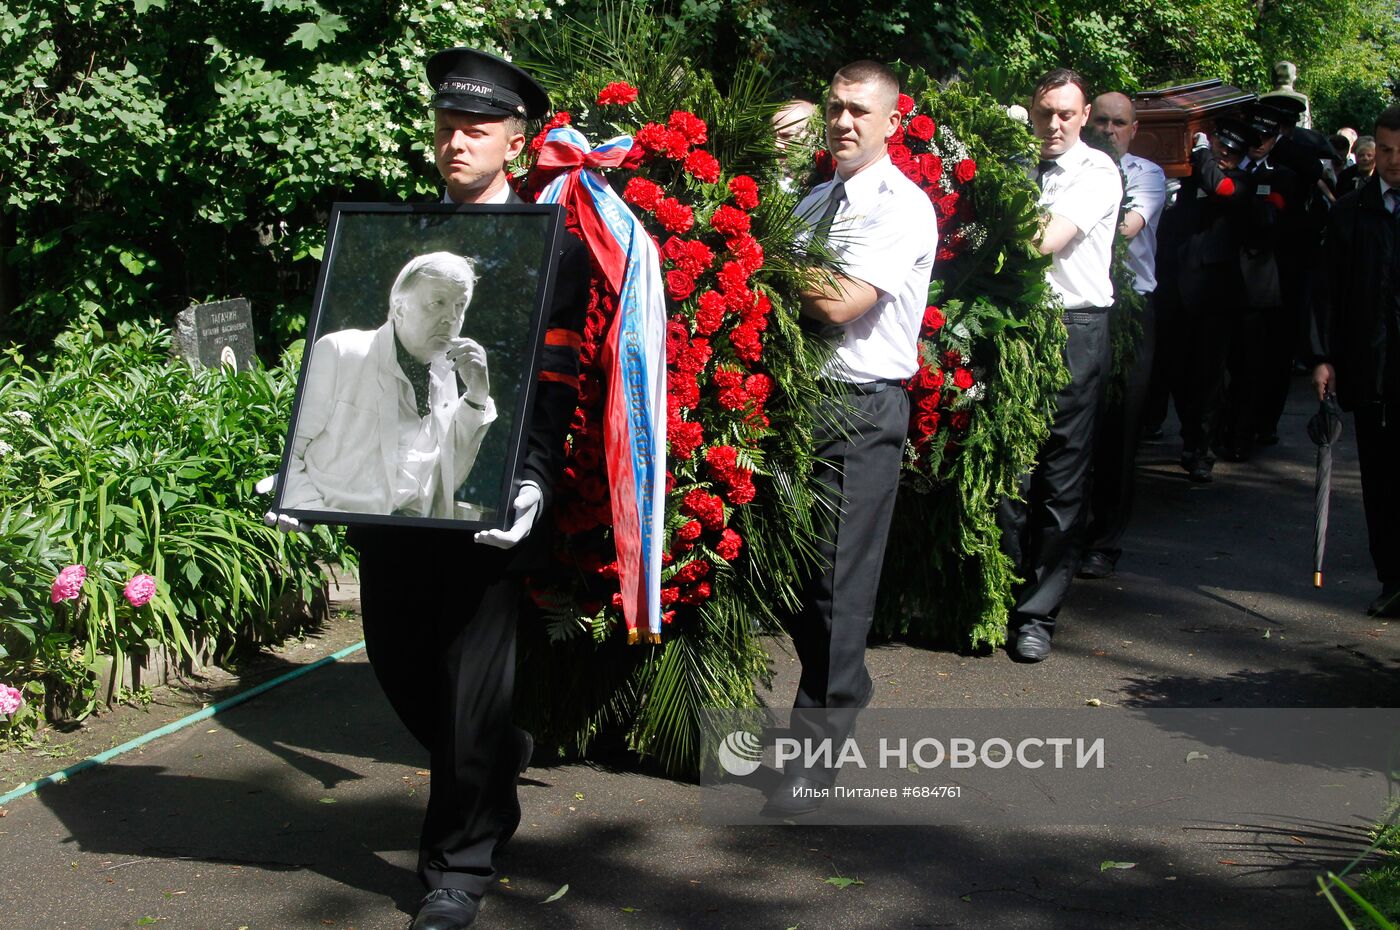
[1, 0, 565, 348]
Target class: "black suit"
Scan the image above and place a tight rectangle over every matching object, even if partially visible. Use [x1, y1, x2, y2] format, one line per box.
[1309, 178, 1400, 589]
[348, 233, 589, 895]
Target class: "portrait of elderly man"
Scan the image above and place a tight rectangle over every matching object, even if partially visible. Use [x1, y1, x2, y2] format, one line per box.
[281, 250, 496, 520]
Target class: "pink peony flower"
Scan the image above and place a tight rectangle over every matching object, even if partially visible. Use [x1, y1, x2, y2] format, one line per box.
[0, 684, 21, 717]
[51, 564, 87, 603]
[123, 573, 157, 608]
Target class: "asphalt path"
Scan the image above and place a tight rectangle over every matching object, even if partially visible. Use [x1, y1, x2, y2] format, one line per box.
[2, 378, 1396, 930]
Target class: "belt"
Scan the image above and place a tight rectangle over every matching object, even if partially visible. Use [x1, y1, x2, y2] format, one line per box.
[1062, 308, 1110, 324]
[819, 377, 904, 395]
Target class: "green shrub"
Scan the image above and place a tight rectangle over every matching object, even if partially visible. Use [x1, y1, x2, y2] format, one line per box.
[0, 317, 351, 744]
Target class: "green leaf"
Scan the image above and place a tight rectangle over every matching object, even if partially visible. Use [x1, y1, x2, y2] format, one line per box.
[318, 797, 337, 804]
[1099, 861, 1137, 871]
[136, 919, 158, 927]
[541, 884, 569, 904]
[132, 0, 166, 11]
[288, 13, 347, 50]
[824, 876, 864, 889]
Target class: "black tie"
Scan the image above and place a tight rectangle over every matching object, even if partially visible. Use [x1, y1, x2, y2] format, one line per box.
[1388, 188, 1400, 217]
[810, 180, 846, 250]
[1037, 159, 1057, 189]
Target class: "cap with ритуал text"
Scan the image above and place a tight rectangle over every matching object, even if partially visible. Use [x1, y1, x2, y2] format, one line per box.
[427, 48, 550, 121]
[1242, 101, 1285, 139]
[1213, 116, 1261, 156]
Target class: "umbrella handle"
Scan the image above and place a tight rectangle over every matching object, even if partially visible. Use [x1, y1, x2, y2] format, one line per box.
[1314, 571, 1323, 589]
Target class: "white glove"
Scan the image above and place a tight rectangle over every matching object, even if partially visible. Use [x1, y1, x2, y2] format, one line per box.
[255, 473, 308, 534]
[1192, 132, 1210, 152]
[474, 481, 543, 549]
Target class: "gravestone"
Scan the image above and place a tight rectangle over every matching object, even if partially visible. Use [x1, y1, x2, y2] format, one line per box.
[174, 298, 256, 372]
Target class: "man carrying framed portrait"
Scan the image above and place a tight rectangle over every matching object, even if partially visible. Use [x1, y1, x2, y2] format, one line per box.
[265, 48, 591, 930]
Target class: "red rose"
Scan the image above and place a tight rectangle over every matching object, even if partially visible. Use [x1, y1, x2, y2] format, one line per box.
[954, 158, 977, 184]
[728, 175, 760, 210]
[953, 367, 974, 390]
[710, 204, 751, 237]
[684, 149, 722, 183]
[813, 149, 836, 179]
[920, 154, 943, 183]
[942, 349, 962, 367]
[623, 177, 663, 211]
[888, 143, 913, 167]
[899, 161, 923, 184]
[897, 93, 915, 115]
[596, 81, 639, 106]
[937, 192, 960, 218]
[906, 115, 936, 141]
[715, 527, 743, 561]
[655, 198, 695, 233]
[888, 123, 904, 145]
[916, 412, 941, 436]
[936, 246, 958, 263]
[668, 110, 708, 145]
[922, 305, 945, 334]
[951, 411, 971, 431]
[667, 270, 696, 301]
[916, 390, 941, 413]
[915, 364, 944, 391]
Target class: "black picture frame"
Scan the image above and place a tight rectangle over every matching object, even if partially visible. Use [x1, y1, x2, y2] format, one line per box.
[272, 202, 566, 531]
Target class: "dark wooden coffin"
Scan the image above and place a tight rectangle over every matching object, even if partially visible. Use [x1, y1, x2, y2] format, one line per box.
[1130, 79, 1256, 177]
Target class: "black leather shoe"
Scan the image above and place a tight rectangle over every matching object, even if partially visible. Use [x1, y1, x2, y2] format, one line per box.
[1184, 456, 1213, 483]
[1011, 626, 1052, 662]
[760, 772, 832, 817]
[1367, 587, 1400, 618]
[411, 888, 480, 930]
[496, 728, 534, 854]
[1077, 550, 1115, 580]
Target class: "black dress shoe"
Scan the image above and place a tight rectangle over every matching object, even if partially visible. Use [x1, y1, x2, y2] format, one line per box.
[1367, 587, 1400, 619]
[1077, 550, 1115, 580]
[1184, 456, 1213, 483]
[1011, 626, 1052, 662]
[411, 888, 481, 930]
[760, 772, 832, 817]
[496, 728, 534, 854]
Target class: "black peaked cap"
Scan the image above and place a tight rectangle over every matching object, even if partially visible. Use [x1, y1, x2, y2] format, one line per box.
[427, 48, 550, 120]
[1215, 116, 1261, 154]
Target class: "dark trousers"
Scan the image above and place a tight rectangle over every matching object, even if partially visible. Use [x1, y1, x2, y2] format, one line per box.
[786, 385, 907, 779]
[353, 530, 520, 896]
[1085, 294, 1156, 562]
[1222, 307, 1271, 452]
[998, 311, 1111, 631]
[1353, 402, 1400, 587]
[1179, 301, 1259, 459]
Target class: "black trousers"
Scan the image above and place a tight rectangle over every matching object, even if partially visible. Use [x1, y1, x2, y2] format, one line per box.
[1353, 402, 1400, 587]
[998, 311, 1111, 632]
[786, 385, 907, 778]
[353, 529, 521, 896]
[1084, 294, 1156, 562]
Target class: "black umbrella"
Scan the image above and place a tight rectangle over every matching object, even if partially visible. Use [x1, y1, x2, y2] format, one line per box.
[1307, 392, 1344, 587]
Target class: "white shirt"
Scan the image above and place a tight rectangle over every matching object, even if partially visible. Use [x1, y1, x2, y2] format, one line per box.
[1120, 153, 1167, 294]
[794, 156, 939, 381]
[1038, 140, 1123, 309]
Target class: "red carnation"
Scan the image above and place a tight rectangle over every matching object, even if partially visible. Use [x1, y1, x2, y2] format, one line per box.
[679, 581, 712, 605]
[723, 284, 757, 315]
[695, 290, 726, 335]
[674, 559, 711, 584]
[678, 337, 713, 375]
[953, 367, 975, 390]
[954, 158, 977, 184]
[922, 305, 945, 334]
[715, 527, 743, 561]
[635, 122, 669, 154]
[728, 175, 760, 210]
[907, 114, 936, 141]
[667, 270, 697, 301]
[596, 81, 639, 106]
[682, 488, 726, 530]
[729, 322, 763, 364]
[671, 374, 700, 409]
[920, 154, 944, 183]
[677, 519, 702, 542]
[717, 260, 750, 293]
[624, 177, 663, 211]
[726, 475, 756, 505]
[655, 198, 695, 233]
[664, 130, 691, 160]
[710, 204, 751, 237]
[684, 149, 722, 183]
[668, 110, 708, 145]
[726, 234, 764, 275]
[713, 370, 748, 410]
[661, 585, 680, 606]
[744, 373, 772, 403]
[897, 94, 915, 115]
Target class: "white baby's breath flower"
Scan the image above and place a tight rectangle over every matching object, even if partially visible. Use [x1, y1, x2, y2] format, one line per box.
[0, 439, 13, 456]
[965, 382, 986, 401]
[10, 411, 32, 425]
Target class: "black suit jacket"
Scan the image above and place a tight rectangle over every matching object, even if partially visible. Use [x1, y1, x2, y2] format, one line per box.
[1308, 178, 1400, 409]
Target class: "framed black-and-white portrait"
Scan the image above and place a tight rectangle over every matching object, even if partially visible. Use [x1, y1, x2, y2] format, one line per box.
[272, 202, 566, 531]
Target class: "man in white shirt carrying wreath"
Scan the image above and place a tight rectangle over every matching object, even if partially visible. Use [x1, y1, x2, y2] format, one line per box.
[767, 60, 938, 816]
[998, 68, 1123, 663]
